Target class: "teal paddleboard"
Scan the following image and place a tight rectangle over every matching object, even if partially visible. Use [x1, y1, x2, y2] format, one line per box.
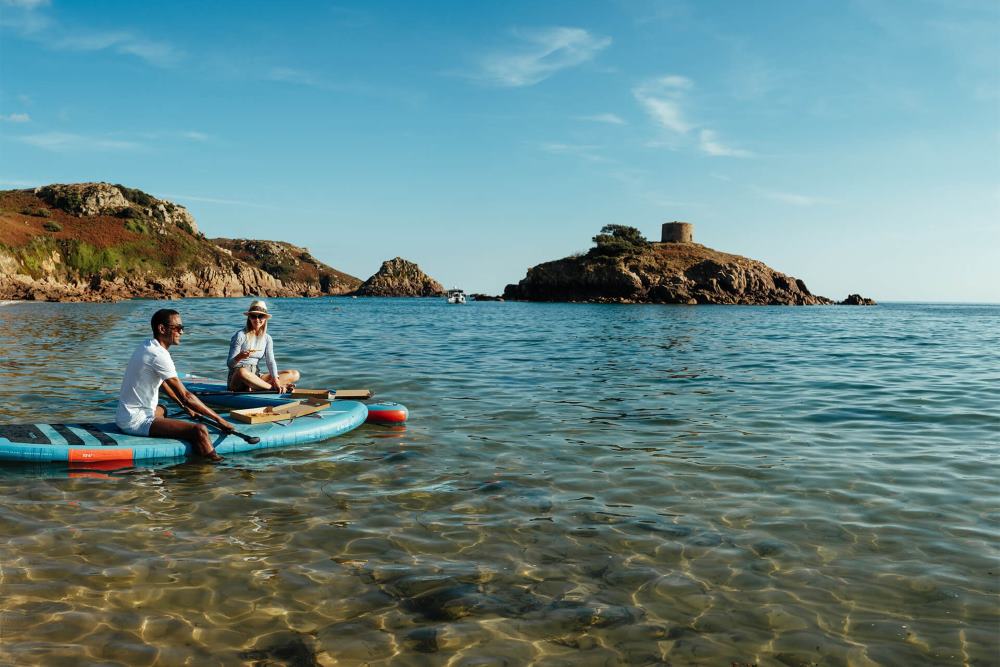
[0, 401, 368, 463]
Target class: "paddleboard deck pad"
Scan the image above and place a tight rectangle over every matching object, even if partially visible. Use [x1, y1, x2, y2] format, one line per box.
[0, 400, 367, 463]
[184, 380, 409, 425]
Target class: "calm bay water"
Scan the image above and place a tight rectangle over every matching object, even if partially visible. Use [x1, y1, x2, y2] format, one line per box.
[0, 298, 997, 666]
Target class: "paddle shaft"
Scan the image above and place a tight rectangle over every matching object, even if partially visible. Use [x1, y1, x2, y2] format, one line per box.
[191, 413, 260, 444]
[193, 388, 373, 399]
[193, 389, 295, 397]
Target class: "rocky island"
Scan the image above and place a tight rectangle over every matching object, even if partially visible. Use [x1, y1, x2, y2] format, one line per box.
[354, 257, 444, 297]
[504, 223, 874, 305]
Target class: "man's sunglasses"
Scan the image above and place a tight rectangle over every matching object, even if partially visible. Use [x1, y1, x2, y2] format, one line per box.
[166, 325, 185, 332]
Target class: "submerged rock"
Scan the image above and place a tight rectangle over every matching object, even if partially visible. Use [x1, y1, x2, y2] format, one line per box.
[239, 630, 319, 666]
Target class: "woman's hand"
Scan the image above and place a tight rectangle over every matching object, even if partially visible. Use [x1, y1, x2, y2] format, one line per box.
[235, 348, 254, 361]
[271, 379, 288, 394]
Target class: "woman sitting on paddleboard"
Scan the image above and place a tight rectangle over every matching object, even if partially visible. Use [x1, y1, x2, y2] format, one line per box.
[227, 300, 300, 393]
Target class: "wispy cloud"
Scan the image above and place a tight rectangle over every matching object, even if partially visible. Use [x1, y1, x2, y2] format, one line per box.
[18, 132, 144, 152]
[753, 187, 832, 206]
[633, 76, 693, 133]
[180, 130, 209, 142]
[634, 74, 754, 157]
[475, 27, 611, 87]
[244, 63, 425, 106]
[1, 0, 49, 8]
[577, 113, 626, 125]
[698, 129, 752, 157]
[0, 1, 181, 67]
[1, 113, 30, 122]
[52, 30, 180, 67]
[159, 193, 279, 209]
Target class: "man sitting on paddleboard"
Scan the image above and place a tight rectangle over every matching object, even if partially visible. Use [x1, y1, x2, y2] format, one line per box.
[226, 299, 300, 393]
[116, 308, 231, 462]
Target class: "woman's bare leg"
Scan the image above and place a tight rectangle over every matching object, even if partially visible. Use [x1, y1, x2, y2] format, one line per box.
[230, 367, 272, 391]
[260, 369, 300, 388]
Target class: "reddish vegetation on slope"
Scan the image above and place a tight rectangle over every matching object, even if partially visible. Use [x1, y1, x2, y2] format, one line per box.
[0, 190, 149, 249]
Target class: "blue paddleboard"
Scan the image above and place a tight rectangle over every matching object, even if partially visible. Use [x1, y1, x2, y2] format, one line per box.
[0, 401, 368, 464]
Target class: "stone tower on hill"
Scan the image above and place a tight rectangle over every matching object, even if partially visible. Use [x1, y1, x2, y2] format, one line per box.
[661, 221, 693, 243]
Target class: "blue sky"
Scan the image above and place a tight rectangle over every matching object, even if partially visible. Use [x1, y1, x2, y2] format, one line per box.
[1, 0, 997, 301]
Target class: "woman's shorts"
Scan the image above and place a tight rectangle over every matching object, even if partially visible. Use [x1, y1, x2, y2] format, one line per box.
[116, 410, 155, 436]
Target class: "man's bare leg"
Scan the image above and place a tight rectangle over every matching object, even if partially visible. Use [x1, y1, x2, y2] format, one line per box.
[149, 410, 223, 461]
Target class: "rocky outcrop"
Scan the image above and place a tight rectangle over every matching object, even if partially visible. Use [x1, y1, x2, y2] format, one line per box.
[840, 293, 877, 305]
[470, 293, 504, 301]
[36, 182, 199, 235]
[504, 241, 834, 305]
[212, 238, 361, 295]
[354, 257, 444, 297]
[0, 185, 354, 302]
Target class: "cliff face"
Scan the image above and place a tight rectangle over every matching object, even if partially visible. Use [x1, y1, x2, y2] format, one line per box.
[212, 238, 361, 295]
[0, 184, 352, 302]
[355, 257, 444, 297]
[504, 241, 833, 305]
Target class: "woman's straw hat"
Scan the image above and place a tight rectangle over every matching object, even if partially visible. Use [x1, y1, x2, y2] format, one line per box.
[243, 299, 272, 318]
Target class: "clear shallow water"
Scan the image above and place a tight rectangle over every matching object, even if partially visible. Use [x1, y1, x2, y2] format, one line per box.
[0, 298, 997, 666]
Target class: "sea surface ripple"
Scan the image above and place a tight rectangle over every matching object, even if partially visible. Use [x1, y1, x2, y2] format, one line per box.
[0, 298, 997, 666]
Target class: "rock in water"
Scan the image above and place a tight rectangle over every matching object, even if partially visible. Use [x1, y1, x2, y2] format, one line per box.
[839, 293, 877, 305]
[504, 227, 834, 305]
[355, 257, 444, 297]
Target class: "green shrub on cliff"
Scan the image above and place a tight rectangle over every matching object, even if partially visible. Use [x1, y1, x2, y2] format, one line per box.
[66, 242, 125, 275]
[114, 184, 157, 208]
[589, 225, 651, 257]
[43, 221, 62, 232]
[15, 236, 58, 279]
[124, 218, 148, 235]
[45, 190, 84, 213]
[21, 206, 51, 218]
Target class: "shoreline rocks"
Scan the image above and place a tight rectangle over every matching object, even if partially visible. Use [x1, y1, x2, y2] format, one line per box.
[212, 238, 361, 295]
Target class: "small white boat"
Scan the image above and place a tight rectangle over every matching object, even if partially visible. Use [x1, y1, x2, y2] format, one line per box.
[446, 289, 467, 304]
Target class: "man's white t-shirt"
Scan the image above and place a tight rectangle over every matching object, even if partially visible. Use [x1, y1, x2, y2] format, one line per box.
[116, 338, 177, 433]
